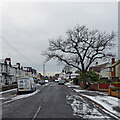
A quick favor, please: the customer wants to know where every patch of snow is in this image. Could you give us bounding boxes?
[83,114,110,119]
[12,89,40,101]
[66,83,80,88]
[74,89,88,93]
[66,94,111,119]
[65,83,70,85]
[0,88,17,95]
[81,94,120,118]
[74,89,106,95]
[0,97,5,100]
[43,82,50,87]
[3,89,40,105]
[36,83,40,86]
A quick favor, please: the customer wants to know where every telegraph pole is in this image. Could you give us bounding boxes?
[43,63,45,76]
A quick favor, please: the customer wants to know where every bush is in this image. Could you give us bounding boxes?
[79,70,99,83]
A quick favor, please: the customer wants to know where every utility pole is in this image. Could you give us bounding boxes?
[43,63,45,76]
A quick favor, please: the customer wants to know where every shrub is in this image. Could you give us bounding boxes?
[79,70,99,83]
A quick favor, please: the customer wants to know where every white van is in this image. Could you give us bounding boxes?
[17,78,36,93]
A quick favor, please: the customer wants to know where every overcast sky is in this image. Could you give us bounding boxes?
[0,1,118,75]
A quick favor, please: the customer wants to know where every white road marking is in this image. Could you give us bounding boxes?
[32,106,41,120]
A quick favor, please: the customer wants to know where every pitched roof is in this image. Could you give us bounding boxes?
[90,62,109,73]
[106,59,120,68]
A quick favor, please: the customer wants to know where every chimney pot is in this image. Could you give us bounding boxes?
[112,58,115,64]
[96,62,98,66]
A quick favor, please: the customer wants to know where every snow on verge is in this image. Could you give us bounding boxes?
[3,89,40,104]
[74,89,106,95]
[0,88,17,95]
[65,83,80,88]
[66,94,110,119]
[12,89,40,101]
[74,88,120,118]
[81,94,120,118]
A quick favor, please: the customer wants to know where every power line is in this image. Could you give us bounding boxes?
[3,38,41,69]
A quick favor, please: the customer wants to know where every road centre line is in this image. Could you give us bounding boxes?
[32,95,46,119]
[32,106,41,120]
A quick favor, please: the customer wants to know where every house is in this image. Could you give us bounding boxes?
[0,59,5,84]
[90,62,109,77]
[105,59,120,79]
[0,58,39,85]
[0,58,13,84]
[90,58,120,80]
[70,71,79,79]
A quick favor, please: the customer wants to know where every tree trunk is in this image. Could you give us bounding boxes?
[82,70,87,89]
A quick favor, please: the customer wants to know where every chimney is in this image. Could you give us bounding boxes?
[112,58,115,64]
[5,58,11,66]
[5,58,11,61]
[16,63,20,69]
[96,62,98,66]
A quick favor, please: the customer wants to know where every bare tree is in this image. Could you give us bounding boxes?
[43,25,116,88]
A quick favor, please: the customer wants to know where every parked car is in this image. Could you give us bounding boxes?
[39,80,45,85]
[17,78,36,93]
[54,79,59,83]
[58,80,65,85]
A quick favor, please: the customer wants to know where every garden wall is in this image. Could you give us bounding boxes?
[89,84,98,90]
[98,83,120,91]
[79,82,120,91]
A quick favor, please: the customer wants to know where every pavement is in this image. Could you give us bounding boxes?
[1,82,119,119]
[0,84,17,92]
[65,83,120,119]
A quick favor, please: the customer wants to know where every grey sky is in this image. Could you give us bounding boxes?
[1,2,118,75]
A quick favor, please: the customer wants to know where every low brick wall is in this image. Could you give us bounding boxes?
[109,87,120,98]
[80,83,84,87]
[80,82,120,91]
[89,84,98,90]
[98,83,120,91]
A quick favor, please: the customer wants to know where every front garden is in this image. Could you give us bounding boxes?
[72,70,120,98]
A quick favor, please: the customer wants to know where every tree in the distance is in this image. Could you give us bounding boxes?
[43,25,116,88]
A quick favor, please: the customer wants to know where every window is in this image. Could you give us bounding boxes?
[20,81,23,83]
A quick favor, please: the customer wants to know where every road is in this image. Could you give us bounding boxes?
[1,82,118,119]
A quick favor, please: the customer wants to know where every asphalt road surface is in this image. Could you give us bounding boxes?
[1,82,118,119]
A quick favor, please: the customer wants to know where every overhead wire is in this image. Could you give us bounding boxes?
[3,38,41,69]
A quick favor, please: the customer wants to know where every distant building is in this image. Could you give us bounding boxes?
[55,74,59,79]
